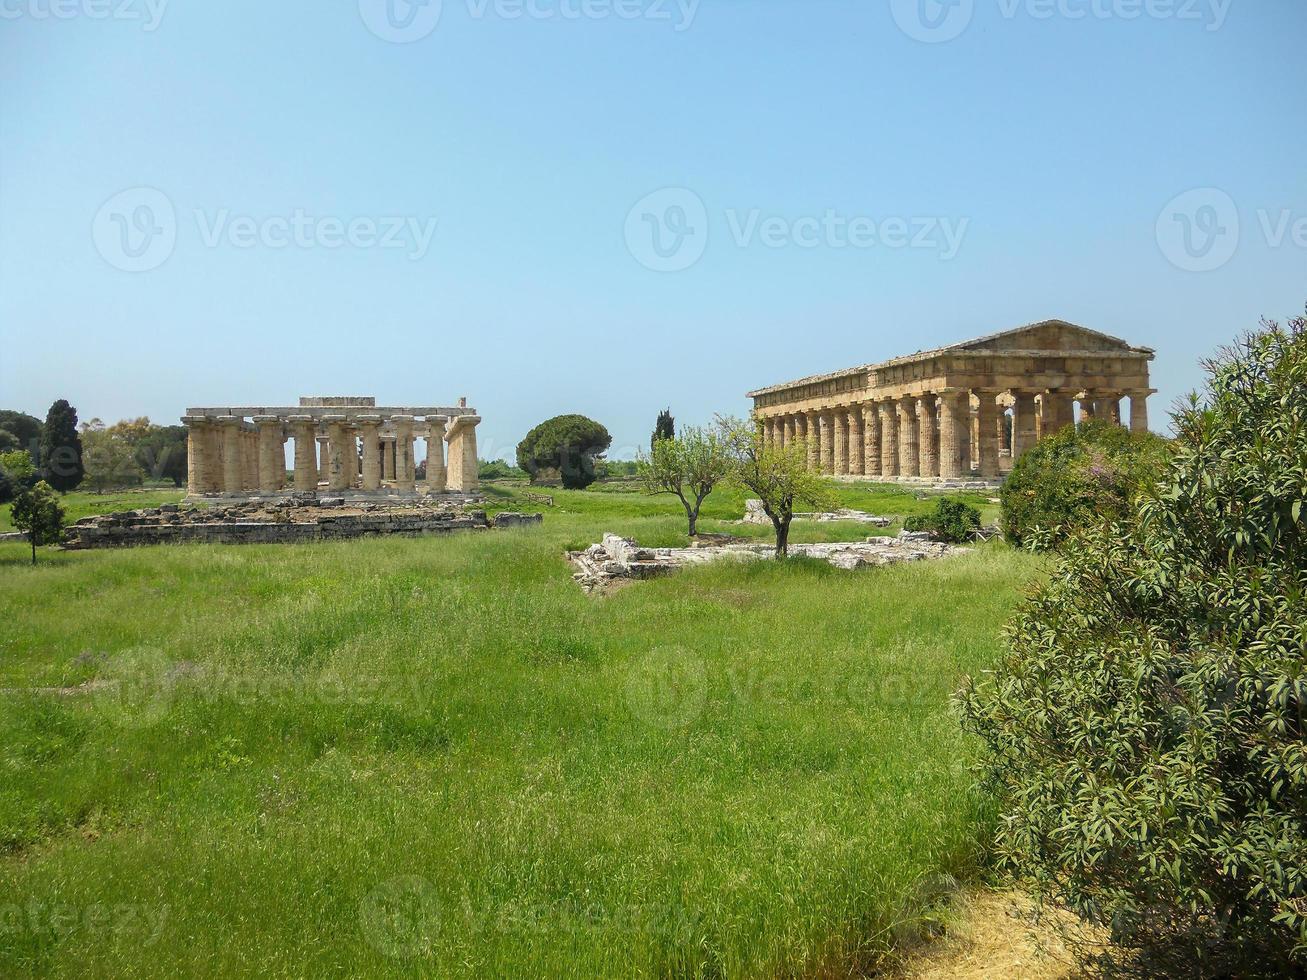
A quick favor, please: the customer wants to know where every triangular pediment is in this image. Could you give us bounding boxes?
[949,319,1144,354]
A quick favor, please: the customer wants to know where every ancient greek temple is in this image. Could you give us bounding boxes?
[181,397,481,499]
[748,320,1155,482]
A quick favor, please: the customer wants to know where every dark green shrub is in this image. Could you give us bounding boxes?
[1000,419,1170,550]
[515,415,612,490]
[959,314,1307,974]
[902,498,981,543]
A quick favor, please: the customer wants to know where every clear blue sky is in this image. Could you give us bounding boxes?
[2,0,1304,460]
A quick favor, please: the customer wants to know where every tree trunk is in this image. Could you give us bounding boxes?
[772,516,791,558]
[688,511,697,537]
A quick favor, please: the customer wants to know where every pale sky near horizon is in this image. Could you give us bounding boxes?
[2,0,1304,460]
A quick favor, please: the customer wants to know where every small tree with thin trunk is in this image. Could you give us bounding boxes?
[11,480,64,565]
[638,426,730,538]
[718,415,835,557]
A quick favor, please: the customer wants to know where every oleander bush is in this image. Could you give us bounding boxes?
[1000,418,1170,550]
[960,313,1307,974]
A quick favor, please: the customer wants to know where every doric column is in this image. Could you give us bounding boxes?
[937,390,967,479]
[805,412,820,472]
[1128,391,1151,434]
[254,417,284,493]
[426,417,448,493]
[322,415,349,492]
[1012,391,1039,459]
[357,416,382,491]
[289,416,318,492]
[317,436,330,485]
[879,402,899,477]
[217,417,243,494]
[391,416,416,491]
[848,406,864,476]
[445,415,481,491]
[793,414,807,461]
[181,416,207,496]
[818,412,834,475]
[240,429,257,490]
[897,398,919,478]
[784,415,797,448]
[380,438,394,482]
[916,395,939,478]
[832,409,848,475]
[862,403,881,476]
[976,392,1001,478]
[1102,395,1122,426]
[1045,390,1075,436]
[1079,395,1096,425]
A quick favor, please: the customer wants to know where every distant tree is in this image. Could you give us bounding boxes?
[0,410,42,454]
[638,426,731,537]
[127,422,188,487]
[718,415,835,557]
[0,467,12,506]
[516,415,612,490]
[39,400,83,492]
[80,419,144,494]
[651,408,675,451]
[0,429,18,453]
[11,480,64,565]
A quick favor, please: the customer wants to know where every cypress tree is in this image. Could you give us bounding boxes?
[40,399,84,492]
[651,408,675,450]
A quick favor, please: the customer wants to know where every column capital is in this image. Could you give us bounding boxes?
[216,415,241,426]
[354,414,383,426]
[252,415,282,426]
[288,414,314,425]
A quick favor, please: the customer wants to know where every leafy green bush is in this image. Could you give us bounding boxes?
[959,314,1307,973]
[902,497,981,543]
[1000,419,1170,549]
[516,415,612,490]
[477,458,524,481]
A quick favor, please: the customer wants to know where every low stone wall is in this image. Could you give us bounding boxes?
[62,502,542,550]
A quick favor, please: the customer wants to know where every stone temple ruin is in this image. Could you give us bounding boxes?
[181,396,480,501]
[748,319,1156,485]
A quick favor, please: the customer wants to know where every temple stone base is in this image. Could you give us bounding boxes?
[833,475,1004,490]
[182,490,483,507]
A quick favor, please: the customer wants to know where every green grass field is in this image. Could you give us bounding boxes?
[0,482,1036,977]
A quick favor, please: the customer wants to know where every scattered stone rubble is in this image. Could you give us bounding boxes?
[62,496,542,549]
[568,532,964,593]
[740,499,891,527]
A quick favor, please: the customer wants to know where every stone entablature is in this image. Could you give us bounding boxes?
[748,320,1156,482]
[181,396,481,500]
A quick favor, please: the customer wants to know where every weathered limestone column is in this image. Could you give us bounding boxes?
[425,417,448,493]
[1129,391,1150,434]
[805,412,820,472]
[323,415,349,492]
[937,390,967,479]
[391,416,416,492]
[380,438,394,482]
[1102,395,1122,426]
[862,403,881,476]
[916,395,939,478]
[357,416,382,491]
[255,417,284,493]
[897,399,919,478]
[784,415,797,448]
[1045,390,1076,436]
[182,417,207,496]
[445,415,481,491]
[241,429,258,491]
[202,423,223,492]
[218,417,243,494]
[977,392,1001,478]
[793,414,807,461]
[1012,391,1039,459]
[1079,396,1096,424]
[818,412,834,475]
[289,416,318,492]
[317,436,330,485]
[879,402,899,477]
[832,409,848,476]
[848,406,864,476]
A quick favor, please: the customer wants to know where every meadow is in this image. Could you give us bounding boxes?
[0,482,1039,977]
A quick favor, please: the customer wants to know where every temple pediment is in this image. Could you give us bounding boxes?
[947,319,1151,356]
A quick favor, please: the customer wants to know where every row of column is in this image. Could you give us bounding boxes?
[761,389,1149,480]
[184,414,480,496]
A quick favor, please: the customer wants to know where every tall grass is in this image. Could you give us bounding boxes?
[0,487,1033,978]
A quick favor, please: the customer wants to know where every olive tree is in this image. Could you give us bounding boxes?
[717,415,834,557]
[638,426,730,537]
[11,480,64,565]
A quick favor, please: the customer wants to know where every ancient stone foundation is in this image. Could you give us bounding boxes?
[63,500,542,549]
